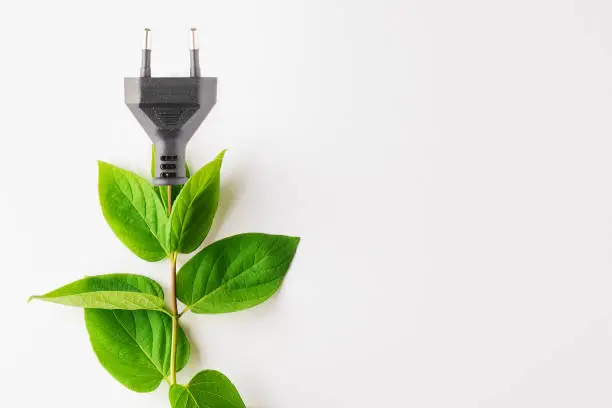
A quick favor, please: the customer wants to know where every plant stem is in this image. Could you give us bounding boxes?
[170,252,178,384]
[167,184,172,215]
[168,185,179,385]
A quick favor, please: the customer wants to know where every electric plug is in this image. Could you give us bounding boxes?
[124,28,217,186]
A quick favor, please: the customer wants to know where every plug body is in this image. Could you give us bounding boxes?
[125,77,217,185]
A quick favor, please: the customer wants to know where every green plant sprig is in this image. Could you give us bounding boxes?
[31,149,300,407]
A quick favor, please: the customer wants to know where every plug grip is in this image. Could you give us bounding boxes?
[152,138,188,185]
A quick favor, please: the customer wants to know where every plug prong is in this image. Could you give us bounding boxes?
[141,28,152,77]
[190,27,199,50]
[144,27,152,50]
[189,28,201,77]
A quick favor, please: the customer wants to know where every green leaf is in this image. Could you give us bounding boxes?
[29,274,168,313]
[80,274,189,392]
[86,309,190,392]
[152,145,191,212]
[177,233,300,314]
[151,144,157,178]
[169,370,245,408]
[98,161,169,261]
[169,150,226,253]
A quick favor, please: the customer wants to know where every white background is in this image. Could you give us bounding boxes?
[3,0,612,406]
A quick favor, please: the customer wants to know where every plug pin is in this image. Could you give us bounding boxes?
[140,28,152,77]
[190,28,199,50]
[190,28,201,77]
[144,27,152,49]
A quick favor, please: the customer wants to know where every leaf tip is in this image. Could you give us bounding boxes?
[97,160,113,173]
[215,149,228,163]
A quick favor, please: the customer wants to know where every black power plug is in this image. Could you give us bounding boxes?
[125,28,217,186]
